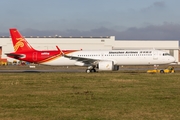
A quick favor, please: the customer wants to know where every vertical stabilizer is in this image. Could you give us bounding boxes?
[10,28,35,52]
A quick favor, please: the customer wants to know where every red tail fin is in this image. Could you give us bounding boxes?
[9,28,35,52]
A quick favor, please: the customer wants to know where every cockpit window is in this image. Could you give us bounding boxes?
[163,53,170,56]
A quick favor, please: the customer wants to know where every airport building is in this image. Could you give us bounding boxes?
[0,36,179,64]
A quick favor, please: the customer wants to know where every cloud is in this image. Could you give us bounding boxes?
[117,23,180,40]
[141,1,166,12]
[1,23,180,41]
[153,1,166,8]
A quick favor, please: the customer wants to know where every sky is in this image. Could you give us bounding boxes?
[0,0,180,40]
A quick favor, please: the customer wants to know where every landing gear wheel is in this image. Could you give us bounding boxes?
[86,69,91,73]
[86,69,97,73]
[90,69,96,73]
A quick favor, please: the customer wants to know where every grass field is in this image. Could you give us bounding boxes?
[0,72,180,120]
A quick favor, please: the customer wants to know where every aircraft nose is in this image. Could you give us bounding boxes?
[170,56,176,63]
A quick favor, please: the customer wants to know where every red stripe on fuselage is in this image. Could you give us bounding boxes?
[8,50,78,63]
[37,50,78,63]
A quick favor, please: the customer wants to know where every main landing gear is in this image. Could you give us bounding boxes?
[86,68,96,73]
[86,66,97,73]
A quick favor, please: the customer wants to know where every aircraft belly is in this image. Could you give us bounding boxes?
[41,57,76,66]
[115,57,153,65]
[152,58,172,65]
[116,57,173,65]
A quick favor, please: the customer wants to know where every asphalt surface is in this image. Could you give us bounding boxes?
[0,69,84,73]
[0,65,179,73]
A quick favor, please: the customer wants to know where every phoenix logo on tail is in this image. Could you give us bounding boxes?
[14,38,25,52]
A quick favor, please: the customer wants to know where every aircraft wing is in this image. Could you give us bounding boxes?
[5,53,24,59]
[57,46,101,64]
[63,54,100,64]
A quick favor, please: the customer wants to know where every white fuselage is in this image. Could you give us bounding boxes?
[41,49,175,66]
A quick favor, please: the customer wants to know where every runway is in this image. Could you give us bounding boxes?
[0,65,179,73]
[0,68,160,73]
[0,69,85,73]
[0,68,145,73]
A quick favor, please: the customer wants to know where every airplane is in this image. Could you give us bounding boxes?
[6,28,175,73]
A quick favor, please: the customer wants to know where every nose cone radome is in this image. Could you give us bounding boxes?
[170,56,176,63]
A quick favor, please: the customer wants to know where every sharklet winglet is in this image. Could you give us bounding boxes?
[56,46,65,56]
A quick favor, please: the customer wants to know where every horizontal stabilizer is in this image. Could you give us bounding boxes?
[5,53,24,59]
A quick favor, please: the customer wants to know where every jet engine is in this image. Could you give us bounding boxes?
[97,61,119,71]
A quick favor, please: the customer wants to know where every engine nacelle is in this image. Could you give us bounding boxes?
[97,61,119,71]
